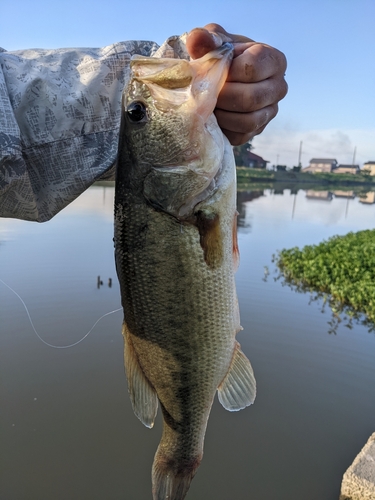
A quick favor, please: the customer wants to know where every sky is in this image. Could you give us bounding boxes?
[1,0,374,168]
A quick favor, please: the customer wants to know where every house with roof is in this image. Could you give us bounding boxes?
[234,148,269,168]
[363,161,375,176]
[303,159,338,173]
[333,164,360,174]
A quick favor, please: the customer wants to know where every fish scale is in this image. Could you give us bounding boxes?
[116,191,236,452]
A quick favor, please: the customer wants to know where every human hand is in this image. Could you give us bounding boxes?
[186,23,288,145]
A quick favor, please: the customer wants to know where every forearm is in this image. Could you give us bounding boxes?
[0,37,188,222]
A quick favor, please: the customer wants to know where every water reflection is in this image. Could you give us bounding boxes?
[306,190,333,201]
[237,186,375,335]
[269,270,375,335]
[236,191,264,229]
[237,186,375,230]
[359,191,375,204]
[2,184,375,500]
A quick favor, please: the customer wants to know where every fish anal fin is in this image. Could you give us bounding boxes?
[123,323,158,428]
[195,210,223,269]
[218,342,256,411]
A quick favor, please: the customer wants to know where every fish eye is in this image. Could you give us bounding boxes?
[126,101,147,123]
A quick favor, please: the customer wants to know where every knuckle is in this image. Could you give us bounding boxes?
[246,85,271,111]
[262,104,278,124]
[278,79,288,100]
[242,61,255,81]
[278,51,288,72]
[269,103,279,119]
[242,86,257,110]
[204,23,226,35]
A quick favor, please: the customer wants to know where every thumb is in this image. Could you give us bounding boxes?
[185,27,227,60]
[186,24,254,60]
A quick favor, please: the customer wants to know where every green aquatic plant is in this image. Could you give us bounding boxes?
[275,229,375,325]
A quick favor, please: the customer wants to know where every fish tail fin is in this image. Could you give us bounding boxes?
[152,452,201,500]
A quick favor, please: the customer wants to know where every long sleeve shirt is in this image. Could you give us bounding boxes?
[0,35,188,222]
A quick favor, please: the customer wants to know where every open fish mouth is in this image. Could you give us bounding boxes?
[122,43,234,220]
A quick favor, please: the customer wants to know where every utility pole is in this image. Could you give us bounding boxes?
[298,141,303,167]
[352,146,357,165]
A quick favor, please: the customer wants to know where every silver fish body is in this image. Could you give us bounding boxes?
[114,43,256,500]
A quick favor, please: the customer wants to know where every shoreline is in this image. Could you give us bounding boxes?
[236,167,375,189]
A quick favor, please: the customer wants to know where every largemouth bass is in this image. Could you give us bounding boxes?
[114,42,256,500]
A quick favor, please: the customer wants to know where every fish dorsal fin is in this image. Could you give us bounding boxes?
[217,342,256,411]
[123,323,158,428]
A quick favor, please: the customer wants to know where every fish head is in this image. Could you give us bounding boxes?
[117,43,234,218]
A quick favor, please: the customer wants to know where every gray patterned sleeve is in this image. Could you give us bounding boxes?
[0,36,189,222]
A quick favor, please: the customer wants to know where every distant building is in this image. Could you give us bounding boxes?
[303,158,338,173]
[234,149,269,168]
[363,161,375,176]
[333,164,360,174]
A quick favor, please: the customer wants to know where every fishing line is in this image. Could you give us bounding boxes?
[0,278,122,349]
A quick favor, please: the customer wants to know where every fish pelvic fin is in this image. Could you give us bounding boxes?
[218,341,256,411]
[152,453,201,500]
[123,323,158,428]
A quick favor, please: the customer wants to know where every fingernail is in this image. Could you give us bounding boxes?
[211,32,224,47]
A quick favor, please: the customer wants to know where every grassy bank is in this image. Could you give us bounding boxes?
[275,230,375,325]
[237,167,375,188]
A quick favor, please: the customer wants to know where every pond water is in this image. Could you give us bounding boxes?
[1,184,375,500]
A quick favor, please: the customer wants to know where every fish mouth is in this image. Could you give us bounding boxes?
[126,43,234,219]
[188,42,234,122]
[128,42,234,118]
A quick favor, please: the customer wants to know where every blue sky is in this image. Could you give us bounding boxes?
[1,0,374,167]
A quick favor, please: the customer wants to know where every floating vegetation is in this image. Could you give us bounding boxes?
[274,229,375,331]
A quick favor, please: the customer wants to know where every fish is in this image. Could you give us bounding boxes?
[114,42,256,500]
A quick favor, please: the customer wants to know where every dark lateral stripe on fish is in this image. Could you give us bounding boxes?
[232,211,240,271]
[195,210,223,269]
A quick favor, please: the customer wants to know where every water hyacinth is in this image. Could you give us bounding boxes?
[275,229,375,324]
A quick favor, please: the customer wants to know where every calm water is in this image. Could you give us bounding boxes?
[1,185,375,500]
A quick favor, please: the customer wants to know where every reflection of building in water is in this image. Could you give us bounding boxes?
[305,190,333,201]
[333,190,355,198]
[236,191,264,228]
[359,192,375,204]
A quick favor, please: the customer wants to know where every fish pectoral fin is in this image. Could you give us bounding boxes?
[123,323,158,428]
[217,342,256,411]
[195,209,223,269]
